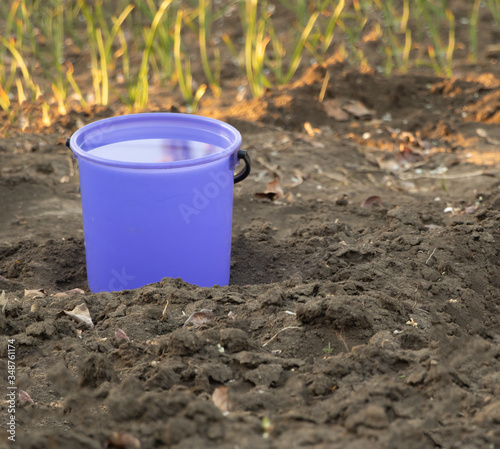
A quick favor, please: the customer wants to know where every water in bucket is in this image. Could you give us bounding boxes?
[67,113,250,293]
[88,138,225,163]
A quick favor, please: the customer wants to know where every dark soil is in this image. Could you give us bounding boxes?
[2,6,500,449]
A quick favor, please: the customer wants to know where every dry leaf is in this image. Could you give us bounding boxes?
[255,178,285,201]
[53,288,85,298]
[19,390,34,405]
[476,128,500,145]
[398,131,416,143]
[406,318,418,327]
[342,100,375,119]
[476,128,488,138]
[464,204,479,214]
[63,303,94,328]
[183,309,215,328]
[65,288,85,295]
[0,290,7,313]
[304,122,321,137]
[115,328,131,343]
[309,140,326,149]
[395,146,424,165]
[106,432,141,449]
[290,168,306,187]
[30,302,41,313]
[323,99,349,121]
[424,224,443,230]
[374,156,400,172]
[266,178,284,199]
[24,289,46,299]
[256,156,280,178]
[361,196,383,211]
[212,386,230,414]
[304,122,315,137]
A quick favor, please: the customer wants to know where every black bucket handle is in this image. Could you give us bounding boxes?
[234,149,251,184]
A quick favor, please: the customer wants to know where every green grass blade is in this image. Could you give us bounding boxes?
[96,28,109,105]
[104,4,135,57]
[283,11,319,84]
[134,0,172,109]
[323,0,345,53]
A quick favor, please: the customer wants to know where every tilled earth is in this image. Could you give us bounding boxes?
[1,59,500,449]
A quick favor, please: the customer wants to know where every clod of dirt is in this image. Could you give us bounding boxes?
[345,404,390,431]
[219,328,250,353]
[368,330,400,350]
[231,351,278,368]
[325,296,373,330]
[48,363,79,395]
[145,366,180,391]
[244,364,284,387]
[308,374,336,396]
[159,398,226,445]
[201,362,233,384]
[26,319,57,339]
[336,194,349,206]
[161,417,197,446]
[386,205,422,227]
[79,353,119,388]
[472,401,500,425]
[35,162,54,174]
[258,286,285,307]
[183,400,225,439]
[107,378,147,422]
[296,298,326,324]
[166,328,203,356]
[20,430,101,449]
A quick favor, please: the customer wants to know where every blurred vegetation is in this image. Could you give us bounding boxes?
[0,0,499,114]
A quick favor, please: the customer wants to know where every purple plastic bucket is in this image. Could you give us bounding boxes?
[67,113,250,292]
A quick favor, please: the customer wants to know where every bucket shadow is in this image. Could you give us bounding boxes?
[230,234,307,286]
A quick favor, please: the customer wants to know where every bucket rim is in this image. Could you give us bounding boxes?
[68,112,242,169]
